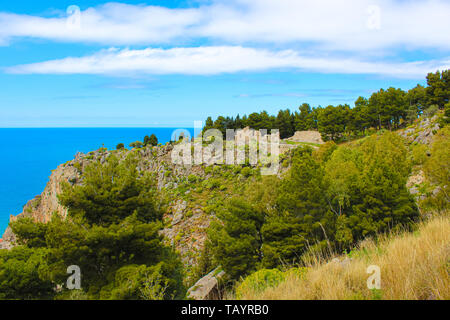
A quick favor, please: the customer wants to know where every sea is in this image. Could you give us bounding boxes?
[0,128,195,235]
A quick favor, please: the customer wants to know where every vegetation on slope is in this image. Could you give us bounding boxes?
[0,70,448,300]
[3,154,185,300]
[207,131,420,283]
[235,213,450,300]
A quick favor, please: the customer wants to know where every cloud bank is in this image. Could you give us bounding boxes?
[7,46,449,78]
[0,0,450,51]
[1,0,450,79]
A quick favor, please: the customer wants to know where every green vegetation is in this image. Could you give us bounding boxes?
[4,154,185,300]
[0,69,448,300]
[116,143,125,150]
[144,134,158,147]
[129,141,143,148]
[422,127,450,211]
[208,132,419,282]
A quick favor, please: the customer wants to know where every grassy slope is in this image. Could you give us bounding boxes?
[238,212,449,300]
[236,114,449,300]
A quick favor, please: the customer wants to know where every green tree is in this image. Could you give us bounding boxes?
[295,103,315,131]
[58,155,162,226]
[351,133,419,238]
[144,134,158,147]
[0,246,54,299]
[349,97,370,134]
[271,148,331,264]
[129,141,143,148]
[275,109,295,139]
[407,84,427,120]
[209,198,265,280]
[426,70,450,109]
[369,88,408,129]
[9,154,185,300]
[317,105,350,141]
[116,143,125,150]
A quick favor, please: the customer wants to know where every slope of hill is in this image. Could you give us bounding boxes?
[235,212,449,300]
[1,111,448,299]
[232,113,449,300]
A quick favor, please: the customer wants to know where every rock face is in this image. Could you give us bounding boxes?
[397,114,440,145]
[0,129,302,261]
[187,267,225,300]
[285,130,324,145]
[0,238,12,250]
[1,145,212,261]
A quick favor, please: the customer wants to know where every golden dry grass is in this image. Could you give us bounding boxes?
[239,214,450,300]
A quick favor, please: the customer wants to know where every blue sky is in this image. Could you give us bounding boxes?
[0,0,449,127]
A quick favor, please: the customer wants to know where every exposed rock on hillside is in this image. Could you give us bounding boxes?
[1,129,306,261]
[187,267,225,300]
[398,114,440,144]
[285,130,324,144]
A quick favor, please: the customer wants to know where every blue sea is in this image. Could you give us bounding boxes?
[0,128,194,235]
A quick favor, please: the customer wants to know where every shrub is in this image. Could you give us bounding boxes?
[188,175,198,183]
[411,144,428,166]
[423,105,439,118]
[241,167,252,177]
[235,269,285,299]
[129,141,143,149]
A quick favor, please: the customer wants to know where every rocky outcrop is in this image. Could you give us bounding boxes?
[398,114,440,145]
[187,267,225,300]
[0,130,303,261]
[285,130,324,145]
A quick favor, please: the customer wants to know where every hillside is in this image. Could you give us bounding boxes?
[231,112,449,300]
[0,110,448,299]
[0,128,303,283]
[235,212,449,300]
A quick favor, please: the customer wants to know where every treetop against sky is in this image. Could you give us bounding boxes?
[0,0,449,127]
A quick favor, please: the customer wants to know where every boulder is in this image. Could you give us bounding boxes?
[187,267,225,300]
[172,200,187,226]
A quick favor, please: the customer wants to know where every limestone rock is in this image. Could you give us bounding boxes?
[285,130,324,145]
[187,267,225,300]
[172,200,187,226]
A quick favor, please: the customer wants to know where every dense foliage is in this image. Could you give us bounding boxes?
[209,132,419,281]
[3,154,185,300]
[422,127,450,211]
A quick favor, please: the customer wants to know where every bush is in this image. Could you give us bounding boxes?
[241,167,252,177]
[423,105,439,118]
[116,143,125,150]
[187,175,198,183]
[411,144,428,166]
[235,269,285,299]
[203,178,221,190]
[129,141,143,148]
[144,134,158,147]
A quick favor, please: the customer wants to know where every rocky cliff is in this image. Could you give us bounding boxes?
[1,129,311,261]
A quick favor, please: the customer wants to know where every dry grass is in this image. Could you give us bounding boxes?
[239,213,450,300]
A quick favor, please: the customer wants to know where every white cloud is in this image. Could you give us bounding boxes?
[198,0,450,51]
[6,46,449,78]
[0,0,450,52]
[0,3,201,45]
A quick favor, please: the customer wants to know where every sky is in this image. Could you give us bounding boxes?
[0,0,449,127]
